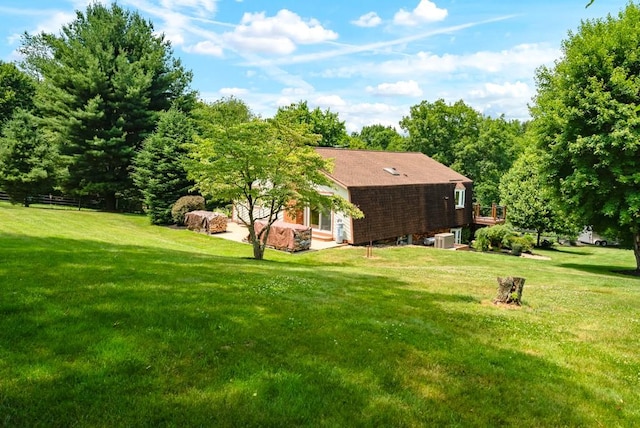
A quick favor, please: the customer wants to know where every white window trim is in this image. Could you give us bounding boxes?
[451,228,462,245]
[454,188,465,209]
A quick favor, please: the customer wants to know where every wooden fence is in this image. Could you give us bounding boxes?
[0,191,103,210]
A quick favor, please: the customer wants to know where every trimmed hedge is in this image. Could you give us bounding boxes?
[171,195,205,225]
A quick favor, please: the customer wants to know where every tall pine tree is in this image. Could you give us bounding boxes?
[21,2,195,210]
[0,110,59,206]
[133,108,195,224]
[0,61,36,126]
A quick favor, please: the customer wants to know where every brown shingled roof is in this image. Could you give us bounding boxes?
[315,148,471,188]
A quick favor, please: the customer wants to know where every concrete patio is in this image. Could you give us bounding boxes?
[213,221,347,252]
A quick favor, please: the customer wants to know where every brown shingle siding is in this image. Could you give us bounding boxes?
[313,148,473,244]
[349,182,472,245]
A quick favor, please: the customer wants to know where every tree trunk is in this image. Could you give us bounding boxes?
[634,231,640,272]
[494,277,526,305]
[536,230,541,247]
[104,192,117,212]
[247,223,265,260]
[252,239,264,260]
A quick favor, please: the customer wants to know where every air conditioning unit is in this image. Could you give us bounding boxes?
[434,233,455,249]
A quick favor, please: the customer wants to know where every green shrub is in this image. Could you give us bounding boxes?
[509,235,535,253]
[474,225,516,251]
[473,232,490,251]
[171,195,205,225]
[511,243,523,256]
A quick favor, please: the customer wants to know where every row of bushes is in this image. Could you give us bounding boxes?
[473,224,535,255]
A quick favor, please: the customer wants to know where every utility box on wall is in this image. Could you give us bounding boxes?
[434,233,455,249]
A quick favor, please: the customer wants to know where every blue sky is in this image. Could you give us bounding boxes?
[0,0,630,132]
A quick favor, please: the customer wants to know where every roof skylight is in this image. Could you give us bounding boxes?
[383,167,400,176]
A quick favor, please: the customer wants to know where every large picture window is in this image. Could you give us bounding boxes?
[310,207,332,231]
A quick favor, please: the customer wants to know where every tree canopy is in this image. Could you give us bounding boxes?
[274,101,348,147]
[453,116,525,205]
[400,99,525,206]
[499,147,575,246]
[187,112,361,260]
[0,110,59,206]
[0,61,36,126]
[400,99,480,167]
[532,3,640,270]
[353,124,405,151]
[20,2,195,210]
[133,108,196,224]
[192,97,254,138]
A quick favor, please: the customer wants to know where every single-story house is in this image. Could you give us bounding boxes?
[282,148,474,245]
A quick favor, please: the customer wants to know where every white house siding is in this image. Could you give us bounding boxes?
[315,183,353,243]
[233,203,283,225]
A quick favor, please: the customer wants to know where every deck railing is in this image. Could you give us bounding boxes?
[473,203,507,224]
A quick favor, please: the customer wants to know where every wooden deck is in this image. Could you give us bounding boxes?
[473,203,506,226]
[474,216,506,226]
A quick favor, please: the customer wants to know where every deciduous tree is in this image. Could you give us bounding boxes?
[454,116,525,205]
[274,101,348,147]
[400,99,480,166]
[499,148,575,246]
[400,99,525,205]
[187,116,361,260]
[532,3,640,270]
[354,124,405,151]
[192,97,254,139]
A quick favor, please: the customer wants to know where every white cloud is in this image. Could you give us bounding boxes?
[224,9,338,55]
[183,40,223,56]
[158,0,217,17]
[351,12,382,28]
[465,43,559,73]
[393,0,448,26]
[371,44,558,78]
[470,81,531,99]
[226,33,296,55]
[121,0,201,48]
[219,87,249,96]
[276,96,292,107]
[366,80,423,97]
[70,0,109,10]
[244,17,513,67]
[467,81,533,120]
[340,102,404,134]
[314,95,347,108]
[33,11,76,34]
[282,87,311,96]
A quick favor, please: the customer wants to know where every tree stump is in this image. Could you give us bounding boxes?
[494,277,525,305]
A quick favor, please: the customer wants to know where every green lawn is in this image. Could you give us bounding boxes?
[0,202,638,427]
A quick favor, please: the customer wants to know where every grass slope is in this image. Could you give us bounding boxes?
[1,203,638,427]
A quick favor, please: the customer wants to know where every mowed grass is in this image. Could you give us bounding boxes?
[0,202,638,427]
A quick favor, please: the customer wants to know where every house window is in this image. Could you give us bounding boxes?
[310,207,332,231]
[451,228,462,245]
[454,188,465,208]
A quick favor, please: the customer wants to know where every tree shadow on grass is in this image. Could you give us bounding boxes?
[557,262,640,279]
[0,233,631,426]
